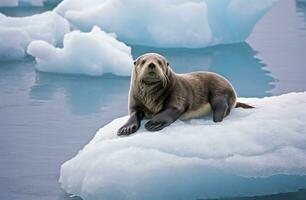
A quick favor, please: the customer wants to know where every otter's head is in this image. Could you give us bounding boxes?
[133,53,170,87]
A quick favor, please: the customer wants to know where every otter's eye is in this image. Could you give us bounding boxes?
[141,60,146,65]
[158,60,162,66]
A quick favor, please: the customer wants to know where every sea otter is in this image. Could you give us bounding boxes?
[118,53,252,136]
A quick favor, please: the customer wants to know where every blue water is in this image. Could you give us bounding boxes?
[1,0,306,200]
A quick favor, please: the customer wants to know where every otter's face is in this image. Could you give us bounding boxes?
[134,53,169,86]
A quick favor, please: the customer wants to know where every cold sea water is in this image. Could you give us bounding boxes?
[1,0,306,200]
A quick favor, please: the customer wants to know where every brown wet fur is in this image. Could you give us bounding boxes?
[118,53,252,136]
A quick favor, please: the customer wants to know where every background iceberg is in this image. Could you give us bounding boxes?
[0,11,69,61]
[60,92,306,200]
[27,26,133,76]
[0,0,279,61]
[55,0,278,48]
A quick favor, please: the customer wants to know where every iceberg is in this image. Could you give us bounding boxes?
[60,92,306,200]
[0,11,69,61]
[55,0,278,48]
[27,26,133,76]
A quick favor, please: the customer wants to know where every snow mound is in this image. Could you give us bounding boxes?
[0,0,61,7]
[55,0,278,48]
[27,26,133,76]
[60,92,306,200]
[0,12,69,61]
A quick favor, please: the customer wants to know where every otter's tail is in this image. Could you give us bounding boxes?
[235,102,254,109]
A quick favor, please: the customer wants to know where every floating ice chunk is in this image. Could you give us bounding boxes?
[54,0,105,15]
[0,12,69,61]
[27,26,133,76]
[55,0,278,48]
[60,92,306,200]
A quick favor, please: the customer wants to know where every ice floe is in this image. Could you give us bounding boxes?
[27,26,133,76]
[60,92,306,200]
[55,0,278,48]
[0,11,69,61]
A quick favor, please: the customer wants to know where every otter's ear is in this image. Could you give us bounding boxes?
[167,62,169,66]
[133,60,136,65]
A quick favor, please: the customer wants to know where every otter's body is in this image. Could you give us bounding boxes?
[118,53,249,136]
[130,71,237,120]
[176,72,236,120]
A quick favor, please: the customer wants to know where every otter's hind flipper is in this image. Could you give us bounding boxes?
[235,102,254,109]
[210,95,229,123]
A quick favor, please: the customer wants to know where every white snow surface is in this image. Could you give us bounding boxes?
[27,26,133,76]
[0,11,69,61]
[55,0,278,48]
[0,0,61,7]
[60,92,306,200]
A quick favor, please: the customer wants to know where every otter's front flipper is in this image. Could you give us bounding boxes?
[145,108,181,132]
[210,95,229,123]
[118,111,144,136]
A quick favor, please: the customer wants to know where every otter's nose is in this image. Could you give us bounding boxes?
[148,63,155,69]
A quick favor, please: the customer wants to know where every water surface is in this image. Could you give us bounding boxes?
[1,0,306,199]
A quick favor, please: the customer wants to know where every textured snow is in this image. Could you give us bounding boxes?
[55,0,278,48]
[27,26,133,76]
[60,92,306,200]
[0,0,61,7]
[0,11,69,61]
